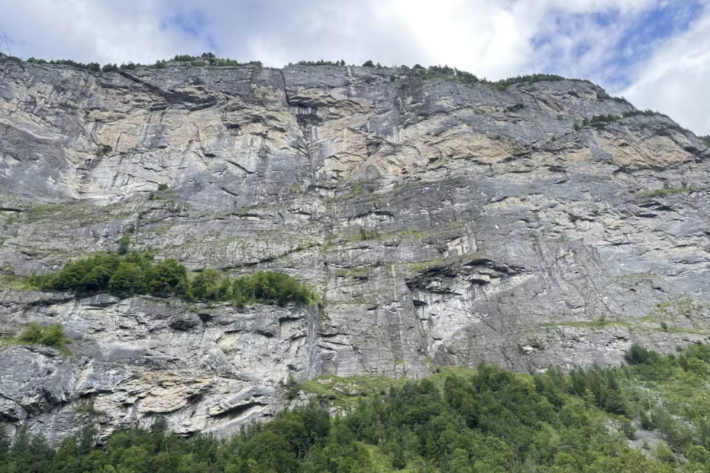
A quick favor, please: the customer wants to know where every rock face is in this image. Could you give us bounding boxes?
[1,54,710,442]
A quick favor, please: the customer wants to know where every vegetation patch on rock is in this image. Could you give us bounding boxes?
[1,323,70,355]
[26,251,317,307]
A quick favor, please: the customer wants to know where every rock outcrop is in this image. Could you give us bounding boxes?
[1,54,709,442]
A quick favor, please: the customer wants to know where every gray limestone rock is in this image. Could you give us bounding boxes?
[1,55,710,442]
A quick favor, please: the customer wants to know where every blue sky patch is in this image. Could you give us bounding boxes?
[532,0,705,89]
[161,11,208,37]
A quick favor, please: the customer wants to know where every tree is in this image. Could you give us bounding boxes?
[362,60,375,67]
[0,424,9,461]
[392,444,407,469]
[448,448,473,473]
[50,261,87,291]
[146,258,188,296]
[108,262,144,296]
[625,344,660,365]
[78,424,98,453]
[117,236,131,255]
[78,265,112,293]
[191,269,222,300]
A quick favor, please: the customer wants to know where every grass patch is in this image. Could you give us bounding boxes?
[296,367,477,411]
[73,400,106,418]
[541,318,631,329]
[617,273,659,280]
[27,203,64,221]
[663,326,710,335]
[408,259,449,273]
[0,274,37,291]
[335,266,371,279]
[654,297,706,319]
[342,220,467,245]
[17,202,134,225]
[298,375,407,409]
[636,187,704,199]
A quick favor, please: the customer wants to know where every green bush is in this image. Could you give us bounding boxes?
[117,236,130,255]
[172,54,197,62]
[492,73,567,90]
[16,323,69,352]
[584,114,622,126]
[108,262,144,295]
[297,60,345,66]
[625,344,661,365]
[687,445,710,464]
[30,251,316,306]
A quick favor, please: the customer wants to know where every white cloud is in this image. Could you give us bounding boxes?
[622,7,710,135]
[385,0,532,79]
[0,0,210,64]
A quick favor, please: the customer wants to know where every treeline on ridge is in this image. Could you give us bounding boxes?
[27,251,316,307]
[5,344,710,471]
[23,52,583,91]
[26,52,262,71]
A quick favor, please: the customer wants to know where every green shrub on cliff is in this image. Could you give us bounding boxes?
[492,73,566,90]
[297,59,345,66]
[9,323,70,354]
[29,251,316,306]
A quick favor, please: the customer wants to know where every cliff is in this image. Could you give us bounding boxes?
[1,54,709,443]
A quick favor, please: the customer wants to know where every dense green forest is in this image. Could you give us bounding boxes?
[25,251,316,307]
[3,344,710,472]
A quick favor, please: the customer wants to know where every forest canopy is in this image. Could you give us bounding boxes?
[3,344,710,472]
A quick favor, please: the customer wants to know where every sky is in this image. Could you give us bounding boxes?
[0,0,708,135]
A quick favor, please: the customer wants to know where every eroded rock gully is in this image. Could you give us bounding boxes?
[1,55,709,443]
